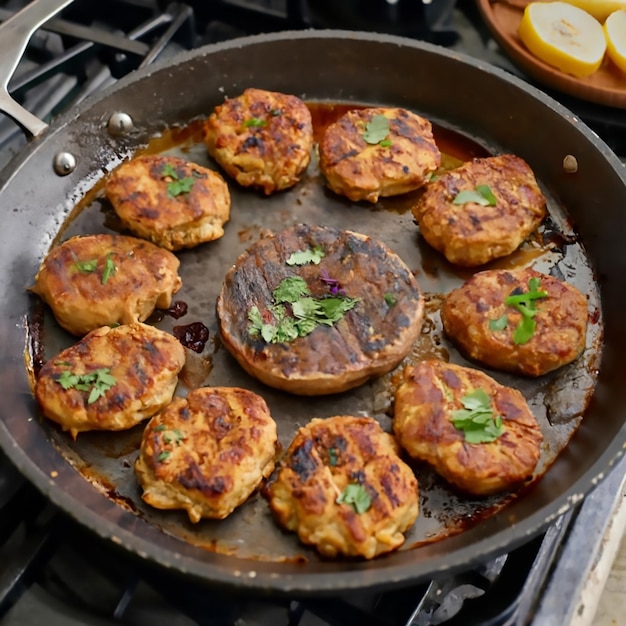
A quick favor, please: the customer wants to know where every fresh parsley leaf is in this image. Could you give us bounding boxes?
[101,254,116,285]
[157,451,171,462]
[56,367,116,404]
[379,139,392,148]
[167,177,195,198]
[75,259,98,273]
[291,297,322,319]
[489,315,508,331]
[450,389,504,444]
[161,163,178,179]
[362,114,390,145]
[504,278,548,345]
[286,246,325,266]
[244,118,267,128]
[384,293,397,307]
[316,296,358,324]
[336,484,372,514]
[273,276,310,304]
[453,185,497,207]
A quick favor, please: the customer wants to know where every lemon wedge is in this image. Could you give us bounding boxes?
[561,0,626,22]
[518,2,607,78]
[604,9,626,72]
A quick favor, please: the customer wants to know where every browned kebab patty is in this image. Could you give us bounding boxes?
[31,234,182,336]
[319,107,441,203]
[264,415,418,559]
[216,224,424,395]
[393,360,543,496]
[203,88,313,195]
[135,387,278,523]
[441,267,589,377]
[105,154,230,251]
[35,323,186,439]
[411,154,547,266]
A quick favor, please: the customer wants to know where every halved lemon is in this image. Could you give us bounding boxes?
[518,2,607,78]
[561,0,626,22]
[604,9,626,72]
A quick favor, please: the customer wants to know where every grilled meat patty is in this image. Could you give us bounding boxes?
[105,154,230,251]
[264,415,418,559]
[393,360,543,495]
[441,268,588,376]
[31,234,182,336]
[135,387,278,523]
[203,88,313,195]
[412,154,546,266]
[35,323,186,439]
[319,107,441,203]
[216,224,424,395]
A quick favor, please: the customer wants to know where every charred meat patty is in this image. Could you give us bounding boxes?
[393,360,543,495]
[31,234,182,336]
[412,154,546,266]
[264,415,418,559]
[441,268,588,376]
[319,107,441,203]
[216,224,424,395]
[105,154,230,251]
[203,88,313,195]
[35,323,186,439]
[135,387,278,523]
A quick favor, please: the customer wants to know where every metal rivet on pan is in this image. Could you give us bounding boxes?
[563,155,578,174]
[53,152,77,176]
[107,111,134,136]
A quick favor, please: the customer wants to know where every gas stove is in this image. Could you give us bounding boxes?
[0,2,625,625]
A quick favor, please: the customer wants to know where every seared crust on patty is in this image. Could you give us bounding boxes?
[35,323,186,439]
[264,416,418,559]
[204,88,313,194]
[105,154,230,251]
[135,387,278,523]
[441,268,588,376]
[393,360,543,495]
[412,154,546,266]
[216,224,424,395]
[319,107,441,203]
[31,234,182,336]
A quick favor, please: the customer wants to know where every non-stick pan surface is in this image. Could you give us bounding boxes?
[0,31,625,594]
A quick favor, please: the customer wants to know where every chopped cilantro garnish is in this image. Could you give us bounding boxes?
[453,184,497,207]
[244,118,267,128]
[56,367,116,405]
[450,388,504,444]
[384,293,397,307]
[362,114,391,146]
[248,275,359,344]
[504,277,548,345]
[336,484,372,514]
[161,162,195,198]
[157,451,171,462]
[101,253,116,285]
[75,259,98,273]
[489,315,508,331]
[286,246,325,266]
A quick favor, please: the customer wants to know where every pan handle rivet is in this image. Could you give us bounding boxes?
[563,155,578,174]
[53,152,77,176]
[108,112,134,136]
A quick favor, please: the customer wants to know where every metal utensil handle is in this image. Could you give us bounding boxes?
[0,0,75,137]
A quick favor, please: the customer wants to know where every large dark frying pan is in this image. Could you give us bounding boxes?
[0,6,625,595]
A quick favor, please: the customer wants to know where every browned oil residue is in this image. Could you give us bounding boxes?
[27,300,46,378]
[174,321,209,353]
[136,119,206,156]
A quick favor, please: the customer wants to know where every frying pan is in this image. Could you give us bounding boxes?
[0,3,625,596]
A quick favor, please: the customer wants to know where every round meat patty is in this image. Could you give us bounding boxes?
[411,154,546,266]
[35,323,186,439]
[319,107,441,203]
[31,233,182,336]
[394,360,543,495]
[203,88,313,195]
[105,154,230,251]
[216,224,424,395]
[264,415,418,559]
[441,268,588,376]
[135,387,278,523]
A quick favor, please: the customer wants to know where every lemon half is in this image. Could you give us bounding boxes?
[604,9,626,72]
[561,0,626,22]
[518,2,607,78]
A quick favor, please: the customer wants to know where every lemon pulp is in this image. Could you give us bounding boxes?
[518,2,607,78]
[560,0,626,22]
